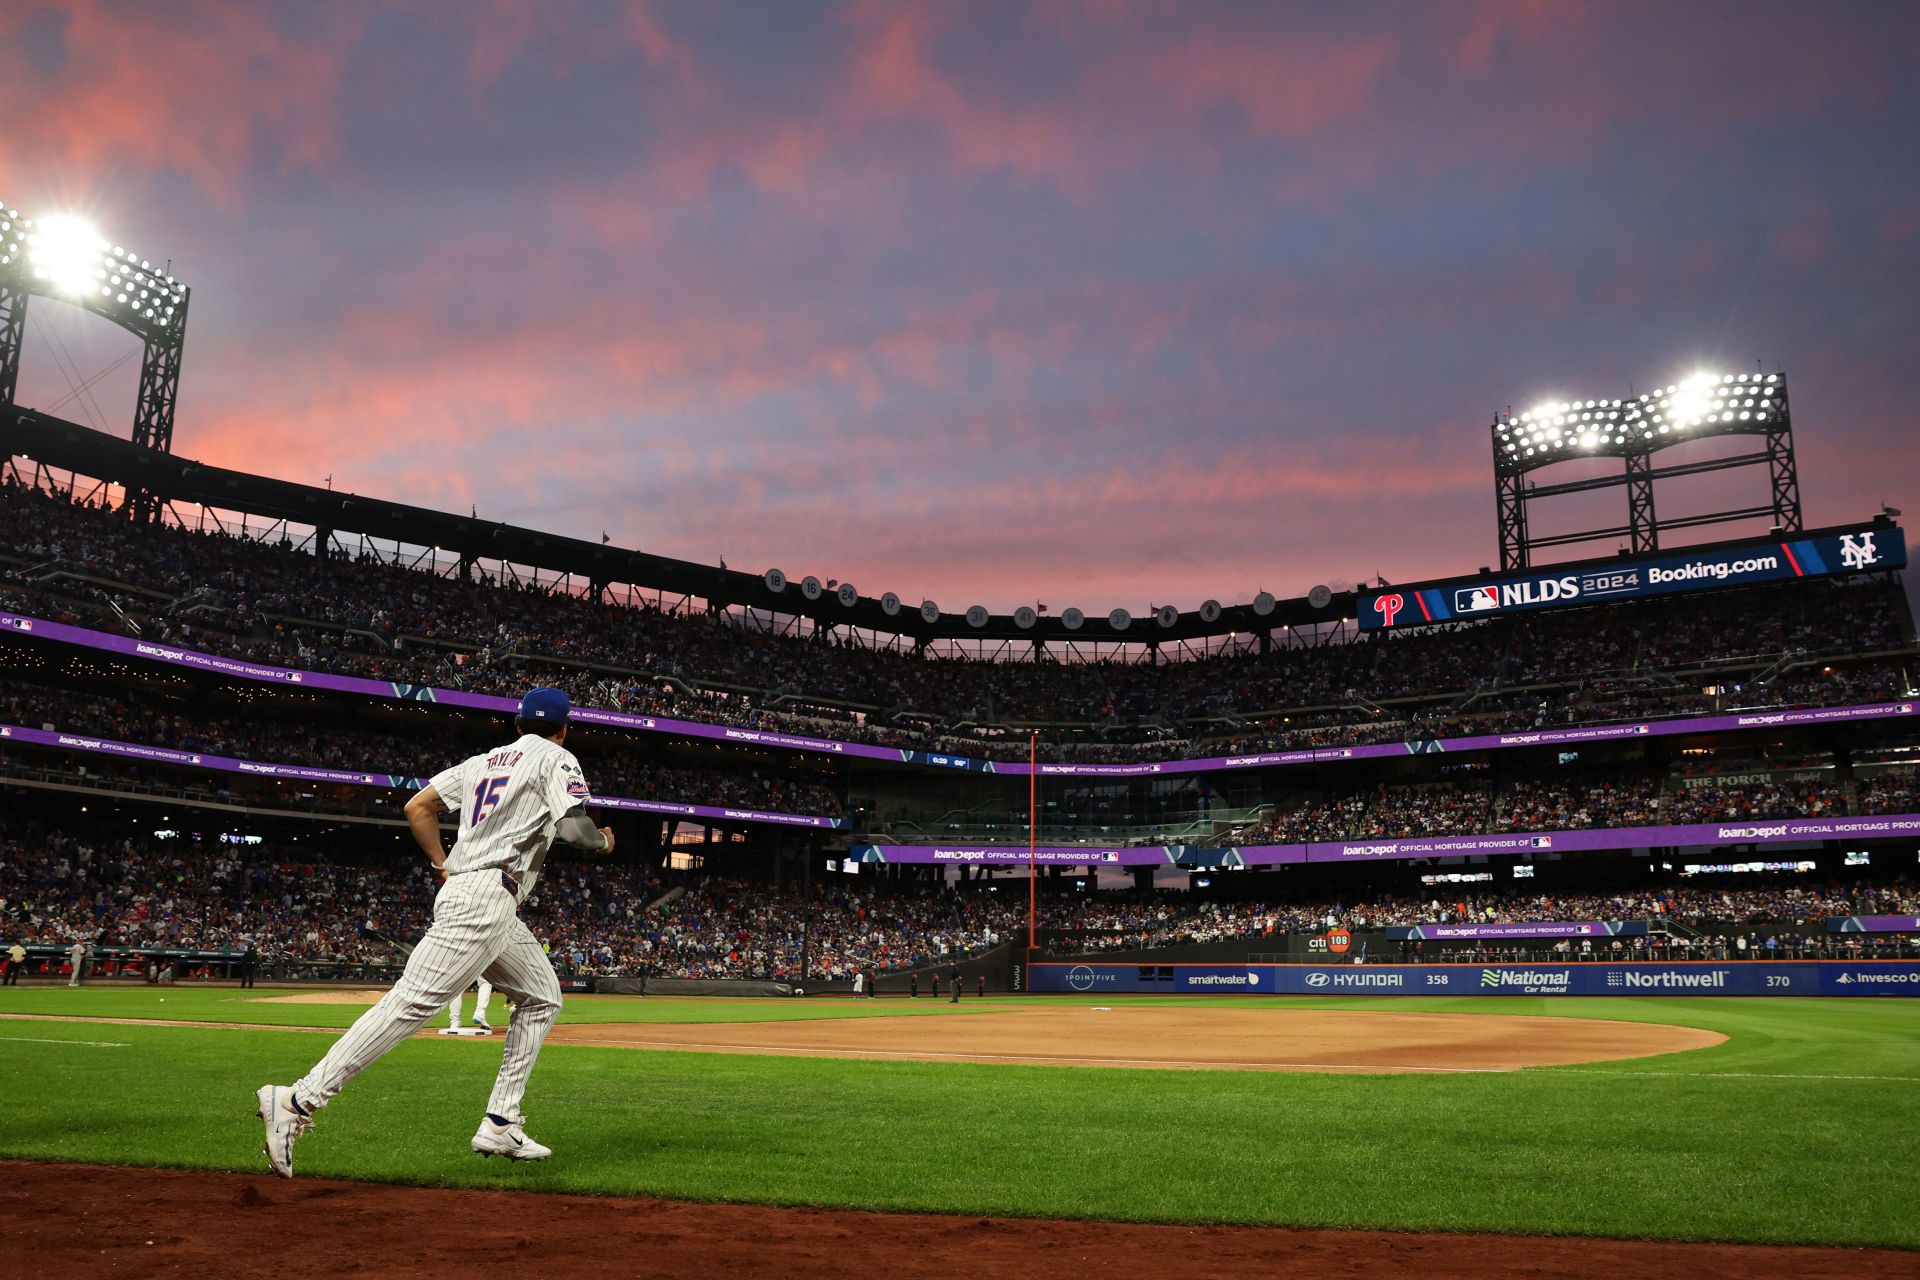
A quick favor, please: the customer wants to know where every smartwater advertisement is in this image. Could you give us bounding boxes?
[1028,961,1920,997]
[1357,523,1903,630]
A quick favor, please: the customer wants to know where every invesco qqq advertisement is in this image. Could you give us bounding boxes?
[1358,524,1904,630]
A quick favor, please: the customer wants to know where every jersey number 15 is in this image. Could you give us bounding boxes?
[471,775,510,825]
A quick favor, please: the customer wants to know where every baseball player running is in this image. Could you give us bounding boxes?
[449,978,494,1032]
[256,688,613,1177]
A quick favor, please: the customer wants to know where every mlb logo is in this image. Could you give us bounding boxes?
[0,727,9,737]
[4,618,32,631]
[1902,704,1914,715]
[288,673,303,683]
[1100,852,1120,863]
[1634,725,1650,735]
[1530,836,1553,849]
[1454,586,1499,614]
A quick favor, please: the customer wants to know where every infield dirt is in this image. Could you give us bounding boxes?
[5,1161,1915,1280]
[545,1003,1725,1072]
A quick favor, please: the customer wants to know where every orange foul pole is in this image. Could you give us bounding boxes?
[1028,731,1038,950]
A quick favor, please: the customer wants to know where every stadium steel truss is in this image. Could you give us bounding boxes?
[0,205,1831,651]
[1491,370,1803,570]
[0,200,190,523]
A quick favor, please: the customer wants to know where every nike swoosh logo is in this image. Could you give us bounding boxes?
[510,1133,523,1146]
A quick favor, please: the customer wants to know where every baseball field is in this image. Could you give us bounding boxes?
[2,986,1917,1277]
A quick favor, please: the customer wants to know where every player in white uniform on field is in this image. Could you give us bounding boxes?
[255,688,613,1176]
[448,978,494,1032]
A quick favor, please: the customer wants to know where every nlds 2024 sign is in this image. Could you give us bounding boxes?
[1359,524,1903,630]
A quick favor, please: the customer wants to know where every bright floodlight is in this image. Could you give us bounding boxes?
[1493,367,1788,476]
[0,198,189,337]
[28,214,105,296]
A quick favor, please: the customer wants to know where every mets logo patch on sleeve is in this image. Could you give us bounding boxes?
[566,777,591,800]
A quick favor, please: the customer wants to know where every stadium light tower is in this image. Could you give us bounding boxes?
[1490,369,1801,570]
[0,198,191,520]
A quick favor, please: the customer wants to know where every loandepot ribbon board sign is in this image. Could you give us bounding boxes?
[845,844,1202,867]
[1385,921,1648,941]
[1830,915,1920,933]
[1357,522,1903,630]
[852,813,1920,867]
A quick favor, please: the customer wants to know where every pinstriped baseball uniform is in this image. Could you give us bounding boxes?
[449,978,493,1029]
[291,733,592,1120]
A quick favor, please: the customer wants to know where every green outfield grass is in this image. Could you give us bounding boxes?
[0,983,1009,1027]
[0,985,1915,1247]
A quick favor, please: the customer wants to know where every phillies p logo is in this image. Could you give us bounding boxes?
[1374,593,1405,627]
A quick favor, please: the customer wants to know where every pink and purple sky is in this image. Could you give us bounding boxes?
[4,1,1917,613]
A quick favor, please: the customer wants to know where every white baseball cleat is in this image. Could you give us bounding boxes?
[472,1018,492,1033]
[471,1116,550,1161]
[255,1084,312,1179]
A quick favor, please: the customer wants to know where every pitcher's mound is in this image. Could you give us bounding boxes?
[547,1005,1724,1073]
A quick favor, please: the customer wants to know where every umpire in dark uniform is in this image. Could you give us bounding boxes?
[948,968,961,1004]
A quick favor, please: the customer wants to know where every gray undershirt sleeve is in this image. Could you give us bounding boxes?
[553,804,610,852]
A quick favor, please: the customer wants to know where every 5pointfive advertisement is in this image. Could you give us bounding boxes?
[1358,524,1903,630]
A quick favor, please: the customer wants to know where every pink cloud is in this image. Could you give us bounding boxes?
[0,1,365,206]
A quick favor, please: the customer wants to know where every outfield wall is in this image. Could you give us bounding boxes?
[1027,960,1920,997]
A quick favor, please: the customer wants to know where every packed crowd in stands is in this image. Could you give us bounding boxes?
[1049,880,1920,956]
[1231,770,1874,845]
[1,482,1910,765]
[4,823,1913,979]
[0,677,846,817]
[5,652,1918,849]
[0,829,1023,979]
[593,878,1010,980]
[1853,769,1920,815]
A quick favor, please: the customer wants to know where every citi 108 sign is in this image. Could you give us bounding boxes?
[1359,525,1903,631]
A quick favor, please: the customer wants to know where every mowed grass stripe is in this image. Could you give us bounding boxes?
[0,985,1019,1028]
[0,999,1914,1247]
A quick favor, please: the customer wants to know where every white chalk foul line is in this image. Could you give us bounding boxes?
[1527,1067,1920,1083]
[557,1039,1920,1081]
[0,1034,129,1048]
[555,1037,1516,1072]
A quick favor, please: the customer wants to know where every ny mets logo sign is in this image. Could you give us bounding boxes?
[1372,593,1405,626]
[1839,532,1880,571]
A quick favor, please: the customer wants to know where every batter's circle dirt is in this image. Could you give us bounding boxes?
[4,1160,1914,1280]
[545,1004,1725,1072]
